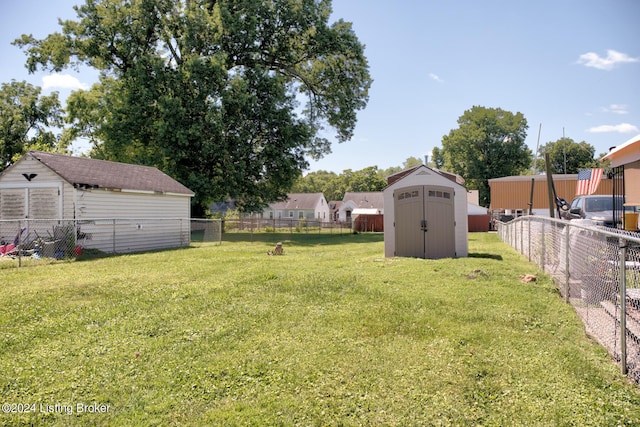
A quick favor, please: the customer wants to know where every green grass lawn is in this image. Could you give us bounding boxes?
[1,233,639,426]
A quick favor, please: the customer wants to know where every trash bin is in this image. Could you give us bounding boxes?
[624,212,639,231]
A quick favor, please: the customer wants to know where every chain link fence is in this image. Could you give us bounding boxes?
[1,218,191,267]
[216,217,353,235]
[498,216,640,383]
[1,220,79,266]
[190,219,223,245]
[1,217,355,266]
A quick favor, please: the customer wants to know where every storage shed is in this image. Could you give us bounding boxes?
[383,165,468,259]
[0,151,194,253]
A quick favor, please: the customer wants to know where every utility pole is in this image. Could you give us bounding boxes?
[545,153,556,218]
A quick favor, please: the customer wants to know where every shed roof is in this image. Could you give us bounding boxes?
[386,165,465,187]
[386,165,466,189]
[25,151,194,195]
[468,203,489,215]
[352,208,381,215]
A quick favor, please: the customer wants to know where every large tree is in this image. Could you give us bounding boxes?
[290,170,337,194]
[0,80,63,170]
[330,166,386,200]
[440,106,531,206]
[431,146,444,169]
[379,156,423,177]
[536,137,598,174]
[14,0,372,215]
[292,166,386,202]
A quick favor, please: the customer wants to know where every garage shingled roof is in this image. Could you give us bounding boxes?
[28,151,194,195]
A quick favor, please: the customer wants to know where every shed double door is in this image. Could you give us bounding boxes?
[394,185,455,259]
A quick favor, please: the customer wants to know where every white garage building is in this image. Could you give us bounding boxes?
[0,151,194,253]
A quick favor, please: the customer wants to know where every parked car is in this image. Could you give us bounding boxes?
[562,195,637,227]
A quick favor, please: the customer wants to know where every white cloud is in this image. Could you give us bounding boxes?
[42,73,89,90]
[603,104,629,115]
[586,123,639,134]
[428,73,443,83]
[577,49,639,70]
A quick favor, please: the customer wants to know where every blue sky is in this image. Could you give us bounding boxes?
[2,0,639,174]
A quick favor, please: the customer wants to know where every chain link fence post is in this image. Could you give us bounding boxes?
[540,221,545,271]
[564,224,570,303]
[519,217,523,254]
[111,219,116,254]
[18,219,23,268]
[619,238,627,375]
[528,215,532,262]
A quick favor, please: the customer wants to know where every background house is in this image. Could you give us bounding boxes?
[333,199,358,223]
[209,199,236,216]
[329,201,344,222]
[262,193,330,222]
[342,192,384,232]
[0,151,194,253]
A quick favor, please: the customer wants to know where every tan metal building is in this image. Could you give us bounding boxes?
[489,174,612,215]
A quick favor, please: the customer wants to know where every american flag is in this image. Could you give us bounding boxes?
[575,168,603,196]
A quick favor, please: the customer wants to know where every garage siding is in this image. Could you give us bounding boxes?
[75,189,190,219]
[74,190,191,253]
